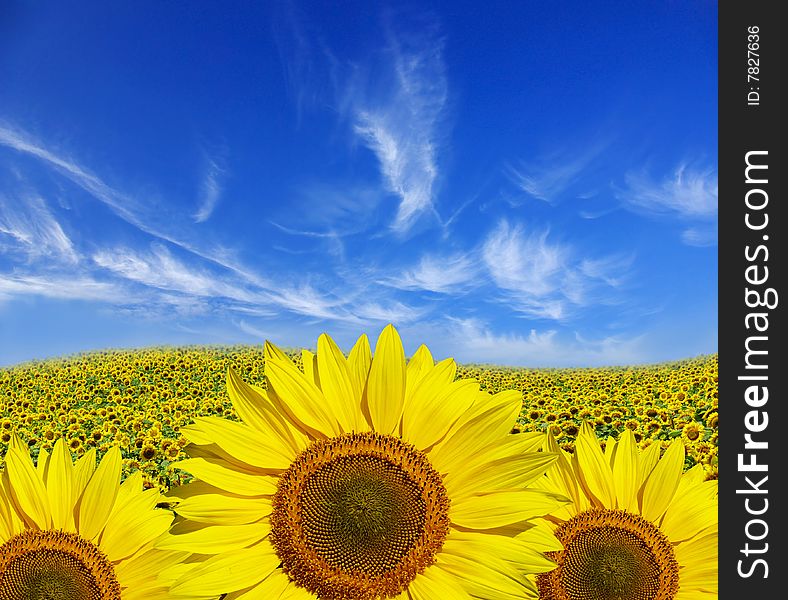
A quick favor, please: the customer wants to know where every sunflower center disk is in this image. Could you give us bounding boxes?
[537,509,680,600]
[0,530,121,600]
[271,432,451,600]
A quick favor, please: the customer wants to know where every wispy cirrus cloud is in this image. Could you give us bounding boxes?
[0,122,265,281]
[619,163,717,219]
[0,123,147,228]
[193,156,224,223]
[617,163,718,245]
[0,273,128,303]
[381,252,480,294]
[506,142,608,204]
[351,26,448,234]
[481,219,629,320]
[91,244,259,304]
[0,194,78,263]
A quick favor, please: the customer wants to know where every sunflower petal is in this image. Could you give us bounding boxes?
[182,416,293,470]
[172,493,272,526]
[403,371,476,450]
[170,543,279,596]
[640,438,685,522]
[611,430,639,511]
[45,438,75,531]
[451,489,568,529]
[265,341,340,436]
[301,349,319,387]
[347,333,372,405]
[317,333,361,432]
[365,324,406,434]
[408,565,472,599]
[226,368,308,457]
[5,448,51,529]
[174,458,277,496]
[77,446,121,541]
[158,522,270,553]
[446,530,557,572]
[574,423,615,508]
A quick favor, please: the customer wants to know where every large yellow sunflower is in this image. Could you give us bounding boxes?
[165,324,568,599]
[0,436,203,600]
[534,422,717,600]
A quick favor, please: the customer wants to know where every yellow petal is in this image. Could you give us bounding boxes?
[72,447,97,504]
[611,430,639,511]
[226,368,308,457]
[347,333,372,413]
[36,448,49,480]
[224,570,291,600]
[575,424,616,508]
[102,510,172,562]
[405,344,436,395]
[114,547,190,593]
[182,416,294,470]
[446,530,557,572]
[403,370,476,450]
[158,522,270,553]
[0,470,25,539]
[172,492,272,526]
[170,543,279,596]
[445,450,558,500]
[640,439,685,522]
[541,432,587,513]
[45,438,75,531]
[515,519,565,553]
[436,544,535,599]
[429,390,521,474]
[301,349,319,387]
[660,477,717,542]
[365,324,406,434]
[77,446,121,541]
[408,565,471,600]
[450,489,568,529]
[265,340,340,436]
[317,333,361,432]
[174,458,277,496]
[6,447,51,529]
[637,441,662,492]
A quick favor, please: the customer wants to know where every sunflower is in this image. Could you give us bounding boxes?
[0,436,198,599]
[534,422,717,600]
[166,324,567,599]
[681,423,705,444]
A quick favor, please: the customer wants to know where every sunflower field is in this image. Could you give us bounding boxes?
[0,345,718,493]
[0,328,719,598]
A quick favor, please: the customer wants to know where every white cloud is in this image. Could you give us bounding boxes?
[352,29,447,234]
[0,195,78,263]
[353,301,425,324]
[507,143,607,204]
[444,317,649,367]
[619,163,718,220]
[0,122,270,283]
[193,157,224,223]
[0,123,146,227]
[91,244,258,304]
[681,226,717,247]
[382,252,480,294]
[0,274,127,303]
[481,220,630,320]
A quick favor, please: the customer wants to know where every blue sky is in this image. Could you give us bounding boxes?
[0,1,717,368]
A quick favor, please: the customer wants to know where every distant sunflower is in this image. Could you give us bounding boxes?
[166,324,567,599]
[534,423,717,600]
[681,422,705,444]
[0,437,194,599]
